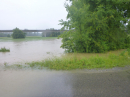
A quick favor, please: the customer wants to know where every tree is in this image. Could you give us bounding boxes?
[42,28,62,37]
[12,28,26,39]
[59,0,130,53]
[127,20,130,33]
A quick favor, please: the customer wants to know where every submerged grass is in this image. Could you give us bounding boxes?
[4,49,130,70]
[26,49,130,70]
[4,64,28,70]
[0,47,10,52]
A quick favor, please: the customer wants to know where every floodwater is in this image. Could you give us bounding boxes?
[0,38,130,97]
[0,38,64,65]
[0,69,130,97]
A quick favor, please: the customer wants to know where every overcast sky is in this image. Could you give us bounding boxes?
[0,0,68,30]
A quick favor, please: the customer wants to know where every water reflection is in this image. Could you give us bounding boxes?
[0,69,130,97]
[0,39,64,65]
[0,70,73,97]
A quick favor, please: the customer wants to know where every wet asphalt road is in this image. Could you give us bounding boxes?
[0,68,130,97]
[69,70,130,97]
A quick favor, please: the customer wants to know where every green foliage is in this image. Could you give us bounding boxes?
[0,37,57,42]
[127,21,130,33]
[0,33,8,37]
[25,52,130,70]
[0,47,10,52]
[50,32,62,37]
[12,28,26,39]
[42,28,63,37]
[7,34,11,37]
[59,0,130,53]
[4,49,130,70]
[120,48,130,56]
[42,32,62,37]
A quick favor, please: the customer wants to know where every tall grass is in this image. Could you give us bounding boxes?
[4,49,130,70]
[0,47,10,52]
[27,49,130,70]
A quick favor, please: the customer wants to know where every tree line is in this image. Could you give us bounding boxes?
[59,0,130,53]
[42,28,63,37]
[0,28,62,38]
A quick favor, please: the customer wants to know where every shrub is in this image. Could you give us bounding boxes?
[0,47,10,52]
[12,28,26,39]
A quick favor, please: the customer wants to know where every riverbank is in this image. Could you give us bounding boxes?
[0,37,63,65]
[4,49,130,70]
[1,36,130,70]
[0,36,57,42]
[27,50,130,70]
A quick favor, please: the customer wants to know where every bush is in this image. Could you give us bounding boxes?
[12,28,26,39]
[0,47,10,52]
[7,34,11,37]
[59,0,130,53]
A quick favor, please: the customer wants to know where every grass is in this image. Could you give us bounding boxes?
[5,49,129,70]
[2,36,130,70]
[26,54,130,70]
[0,36,57,42]
[0,47,10,52]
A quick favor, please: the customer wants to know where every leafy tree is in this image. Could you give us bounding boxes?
[127,20,130,33]
[12,28,26,39]
[50,32,62,37]
[59,0,130,53]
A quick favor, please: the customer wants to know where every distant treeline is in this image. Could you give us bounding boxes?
[42,32,62,37]
[25,32,41,36]
[42,28,63,37]
[0,32,62,37]
[0,28,63,37]
[0,33,11,37]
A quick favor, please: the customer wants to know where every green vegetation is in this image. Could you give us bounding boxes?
[27,51,130,70]
[0,47,10,52]
[127,21,130,34]
[4,49,130,70]
[50,32,62,37]
[4,64,26,70]
[42,32,61,37]
[0,36,57,42]
[59,0,130,53]
[0,33,11,37]
[42,28,62,37]
[12,28,26,39]
[7,34,11,37]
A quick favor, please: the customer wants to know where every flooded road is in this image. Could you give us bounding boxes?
[0,37,130,97]
[0,69,130,97]
[0,38,64,65]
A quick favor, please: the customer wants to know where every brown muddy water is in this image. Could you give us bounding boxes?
[0,69,130,97]
[0,38,130,97]
[0,38,64,65]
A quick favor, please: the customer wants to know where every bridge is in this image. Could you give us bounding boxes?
[0,29,67,37]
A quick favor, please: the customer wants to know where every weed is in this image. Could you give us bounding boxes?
[0,47,10,52]
[3,49,130,70]
[46,52,50,54]
[4,62,7,67]
[25,51,130,70]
